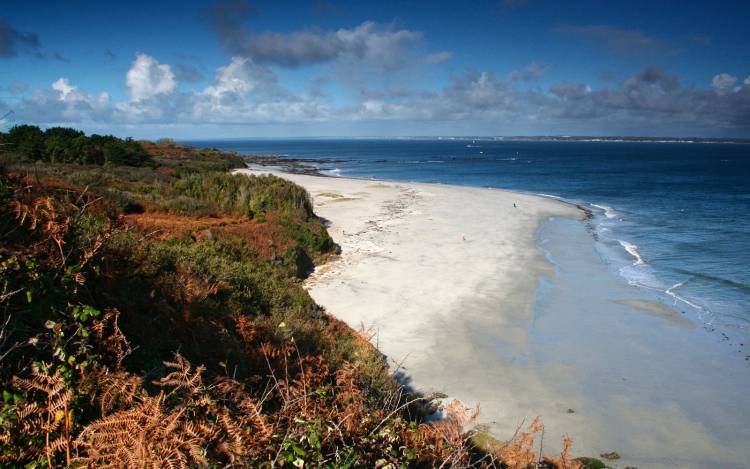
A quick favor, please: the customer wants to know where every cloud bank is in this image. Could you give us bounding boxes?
[4,50,748,137]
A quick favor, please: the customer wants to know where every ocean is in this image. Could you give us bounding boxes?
[188,138,750,341]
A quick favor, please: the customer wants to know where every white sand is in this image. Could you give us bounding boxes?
[234,169,583,410]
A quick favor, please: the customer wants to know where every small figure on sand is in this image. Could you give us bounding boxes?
[513,203,517,208]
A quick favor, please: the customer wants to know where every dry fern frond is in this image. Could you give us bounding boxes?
[91,308,133,369]
[490,416,545,469]
[156,353,205,396]
[542,433,583,469]
[8,368,74,466]
[96,371,144,415]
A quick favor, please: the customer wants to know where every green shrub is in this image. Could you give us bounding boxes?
[169,172,314,219]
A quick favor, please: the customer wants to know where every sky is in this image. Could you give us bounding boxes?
[1,0,749,139]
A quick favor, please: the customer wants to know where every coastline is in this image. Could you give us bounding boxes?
[232,168,583,411]
[234,167,750,468]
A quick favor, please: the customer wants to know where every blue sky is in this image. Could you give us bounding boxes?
[1,0,749,138]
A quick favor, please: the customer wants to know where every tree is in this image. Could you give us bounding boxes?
[6,125,45,162]
[44,127,85,163]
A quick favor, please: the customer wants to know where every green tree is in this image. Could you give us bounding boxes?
[6,125,45,162]
[44,127,85,163]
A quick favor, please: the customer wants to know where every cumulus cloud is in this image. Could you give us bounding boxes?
[352,65,750,134]
[9,77,110,124]
[550,82,591,100]
[4,58,750,136]
[210,1,423,69]
[126,53,178,101]
[712,73,737,94]
[637,64,679,91]
[189,57,330,123]
[52,78,77,100]
[541,67,750,130]
[224,21,421,69]
[192,56,279,117]
[4,53,347,125]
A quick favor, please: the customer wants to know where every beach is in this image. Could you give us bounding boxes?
[235,168,750,469]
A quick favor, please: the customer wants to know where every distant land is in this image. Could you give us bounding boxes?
[185,135,750,144]
[414,136,750,144]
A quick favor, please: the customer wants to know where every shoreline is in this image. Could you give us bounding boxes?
[233,167,585,413]
[243,160,595,218]
[234,166,750,468]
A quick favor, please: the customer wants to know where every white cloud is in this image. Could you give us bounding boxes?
[52,78,76,100]
[184,57,330,124]
[712,73,737,94]
[5,61,750,136]
[334,21,422,70]
[211,9,423,71]
[126,53,177,101]
[203,57,274,98]
[745,75,750,86]
[50,77,109,109]
[10,78,111,124]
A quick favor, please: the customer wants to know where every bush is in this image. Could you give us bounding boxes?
[169,172,315,220]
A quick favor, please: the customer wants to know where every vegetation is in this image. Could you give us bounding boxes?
[0,128,601,468]
[0,125,153,167]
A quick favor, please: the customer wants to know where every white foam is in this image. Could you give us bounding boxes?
[618,240,645,265]
[538,193,562,199]
[591,203,617,219]
[322,168,343,176]
[666,281,702,310]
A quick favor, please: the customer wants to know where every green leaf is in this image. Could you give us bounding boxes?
[83,305,101,318]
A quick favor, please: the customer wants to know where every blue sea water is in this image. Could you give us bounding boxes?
[188,138,750,338]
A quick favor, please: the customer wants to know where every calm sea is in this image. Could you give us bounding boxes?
[188,138,750,337]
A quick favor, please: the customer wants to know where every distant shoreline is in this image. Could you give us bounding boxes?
[183,135,750,145]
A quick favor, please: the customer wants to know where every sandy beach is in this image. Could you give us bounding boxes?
[235,167,583,369]
[235,168,750,468]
